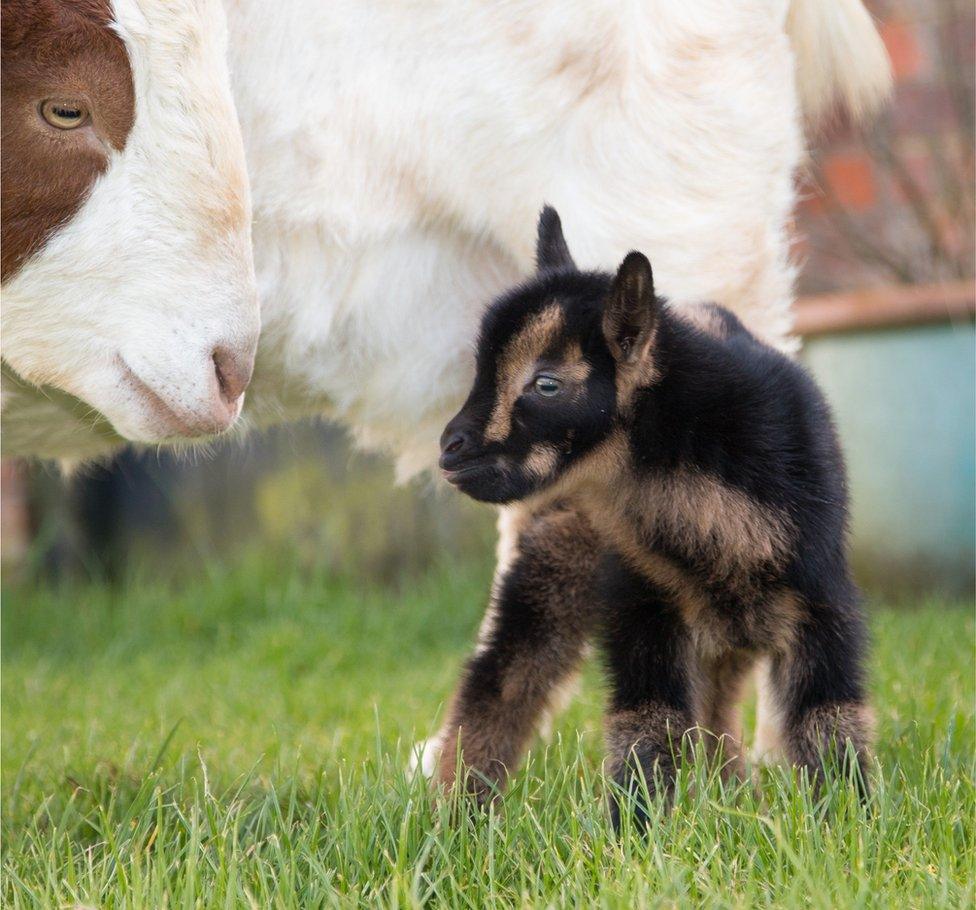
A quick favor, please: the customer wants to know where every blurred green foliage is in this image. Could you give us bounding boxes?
[16,422,496,584]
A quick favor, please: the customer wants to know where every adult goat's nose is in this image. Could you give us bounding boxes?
[212,345,254,406]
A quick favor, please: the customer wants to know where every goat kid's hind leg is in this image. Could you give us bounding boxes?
[425,503,599,805]
[692,649,756,782]
[751,657,786,766]
[600,556,697,831]
[771,599,874,799]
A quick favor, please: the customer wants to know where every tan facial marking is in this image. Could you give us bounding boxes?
[561,341,592,386]
[524,443,559,480]
[484,305,565,442]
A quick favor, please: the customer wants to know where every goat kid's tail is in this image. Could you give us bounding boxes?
[787,0,893,128]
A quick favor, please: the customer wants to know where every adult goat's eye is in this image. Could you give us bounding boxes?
[40,100,89,130]
[533,375,562,397]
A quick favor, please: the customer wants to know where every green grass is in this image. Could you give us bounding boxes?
[2,554,973,908]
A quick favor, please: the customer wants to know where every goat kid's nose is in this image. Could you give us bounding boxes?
[212,345,254,406]
[439,427,474,470]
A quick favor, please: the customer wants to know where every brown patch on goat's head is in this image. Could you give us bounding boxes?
[439,211,617,504]
[1,0,136,281]
[523,442,560,481]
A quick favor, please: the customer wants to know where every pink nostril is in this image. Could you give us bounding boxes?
[444,434,465,455]
[212,346,254,406]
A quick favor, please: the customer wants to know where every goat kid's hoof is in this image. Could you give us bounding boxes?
[609,793,655,836]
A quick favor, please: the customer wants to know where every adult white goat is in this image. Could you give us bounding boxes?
[2,0,890,470]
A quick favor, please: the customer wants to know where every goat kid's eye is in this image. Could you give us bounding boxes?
[533,375,562,397]
[40,100,89,130]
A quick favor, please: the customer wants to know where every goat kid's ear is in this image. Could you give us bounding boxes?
[536,205,576,273]
[603,251,657,363]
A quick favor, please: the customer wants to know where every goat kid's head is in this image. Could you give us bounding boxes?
[440,207,660,504]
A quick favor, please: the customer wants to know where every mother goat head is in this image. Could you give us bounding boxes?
[1,0,259,453]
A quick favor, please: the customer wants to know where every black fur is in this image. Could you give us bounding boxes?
[437,208,872,828]
[535,205,577,273]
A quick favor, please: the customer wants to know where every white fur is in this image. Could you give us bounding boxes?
[1,0,258,454]
[407,736,441,780]
[1,0,889,469]
[233,0,807,479]
[787,0,892,126]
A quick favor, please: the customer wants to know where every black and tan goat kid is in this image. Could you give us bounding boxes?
[435,207,872,827]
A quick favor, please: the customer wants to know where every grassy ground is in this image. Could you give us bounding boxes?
[2,554,973,908]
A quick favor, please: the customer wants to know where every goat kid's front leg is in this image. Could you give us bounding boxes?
[423,503,599,805]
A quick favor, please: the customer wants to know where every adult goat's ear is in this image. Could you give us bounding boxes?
[602,251,657,363]
[535,206,576,273]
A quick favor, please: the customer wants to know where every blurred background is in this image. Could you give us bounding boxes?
[2,0,973,597]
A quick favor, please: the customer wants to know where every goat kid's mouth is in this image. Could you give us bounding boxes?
[440,455,533,505]
[440,456,496,486]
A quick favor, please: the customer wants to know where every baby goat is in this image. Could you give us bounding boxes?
[437,207,872,826]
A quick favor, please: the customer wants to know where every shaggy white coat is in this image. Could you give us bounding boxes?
[2,0,890,475]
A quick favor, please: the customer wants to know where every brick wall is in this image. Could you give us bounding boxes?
[797,0,975,294]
